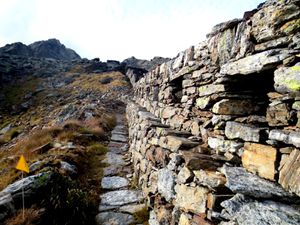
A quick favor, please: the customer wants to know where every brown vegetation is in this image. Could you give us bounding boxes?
[5,207,44,225]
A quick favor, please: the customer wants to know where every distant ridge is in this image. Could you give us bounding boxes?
[0,38,80,60]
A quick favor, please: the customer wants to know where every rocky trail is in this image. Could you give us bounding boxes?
[96,114,147,225]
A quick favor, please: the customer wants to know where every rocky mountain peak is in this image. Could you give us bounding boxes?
[0,42,32,57]
[0,38,80,61]
[28,38,80,60]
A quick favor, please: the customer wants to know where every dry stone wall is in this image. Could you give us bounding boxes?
[126,0,300,224]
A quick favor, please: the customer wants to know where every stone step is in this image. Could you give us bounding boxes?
[98,203,145,214]
[102,152,126,165]
[108,142,128,154]
[96,212,135,225]
[103,165,120,176]
[100,190,144,206]
[112,130,128,136]
[111,134,128,143]
[101,176,129,190]
[113,125,127,133]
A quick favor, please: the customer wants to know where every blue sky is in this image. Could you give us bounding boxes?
[0,0,263,60]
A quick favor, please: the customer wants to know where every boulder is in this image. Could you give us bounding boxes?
[0,193,15,222]
[1,172,54,205]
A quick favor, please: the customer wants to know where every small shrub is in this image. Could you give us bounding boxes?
[63,120,83,131]
[133,206,150,224]
[42,174,95,225]
[103,115,116,130]
[99,77,113,84]
[57,130,78,142]
[0,127,23,145]
[87,143,107,155]
[84,117,100,128]
[0,137,6,145]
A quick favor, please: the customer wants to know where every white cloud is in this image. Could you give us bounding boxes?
[0,0,263,60]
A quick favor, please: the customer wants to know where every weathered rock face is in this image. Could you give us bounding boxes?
[126,0,300,224]
[221,194,300,225]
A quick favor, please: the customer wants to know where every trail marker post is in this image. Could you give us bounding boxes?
[15,155,30,219]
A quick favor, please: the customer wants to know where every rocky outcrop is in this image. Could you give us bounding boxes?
[0,172,54,222]
[0,39,80,60]
[126,0,300,224]
[122,56,170,71]
[122,56,170,85]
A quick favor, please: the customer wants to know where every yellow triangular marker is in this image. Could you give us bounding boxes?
[16,155,29,173]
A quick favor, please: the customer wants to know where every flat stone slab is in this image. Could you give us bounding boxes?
[111,134,128,143]
[113,125,127,133]
[98,204,118,212]
[108,142,128,154]
[96,212,135,225]
[103,165,120,176]
[108,141,128,148]
[101,176,129,190]
[100,190,144,206]
[102,152,125,166]
[112,130,128,136]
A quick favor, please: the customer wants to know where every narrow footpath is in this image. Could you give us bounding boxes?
[95,114,147,225]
